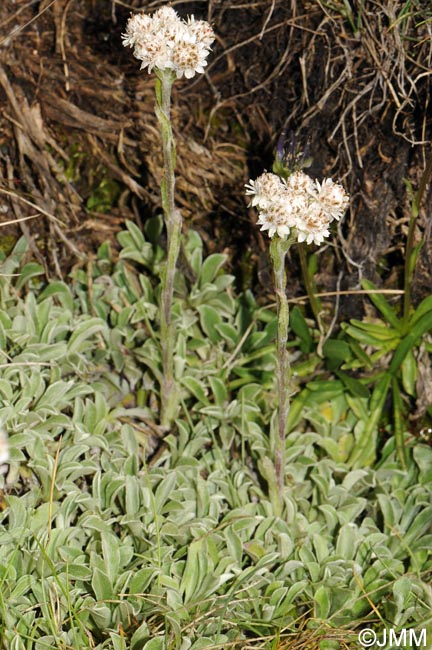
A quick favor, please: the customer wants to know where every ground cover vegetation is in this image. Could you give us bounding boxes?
[0,1,431,649]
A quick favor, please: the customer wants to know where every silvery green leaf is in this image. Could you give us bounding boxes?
[92,567,113,600]
[142,640,166,650]
[67,318,107,354]
[181,376,209,405]
[154,472,177,511]
[101,532,120,584]
[314,584,331,619]
[336,524,357,560]
[393,576,412,612]
[199,254,227,287]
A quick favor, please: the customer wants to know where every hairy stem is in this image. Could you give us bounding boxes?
[156,70,181,428]
[270,236,292,499]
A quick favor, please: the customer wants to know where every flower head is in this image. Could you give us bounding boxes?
[245,172,287,210]
[123,6,215,79]
[316,178,349,221]
[245,171,349,245]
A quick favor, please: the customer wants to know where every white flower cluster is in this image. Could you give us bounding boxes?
[245,171,349,245]
[122,6,215,79]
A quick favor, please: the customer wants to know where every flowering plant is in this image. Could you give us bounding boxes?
[123,6,215,427]
[122,6,215,79]
[246,166,349,508]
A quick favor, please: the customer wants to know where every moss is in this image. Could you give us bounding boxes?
[0,235,18,256]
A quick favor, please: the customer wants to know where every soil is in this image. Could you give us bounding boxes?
[0,0,431,315]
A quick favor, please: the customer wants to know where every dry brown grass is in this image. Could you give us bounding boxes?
[0,0,430,307]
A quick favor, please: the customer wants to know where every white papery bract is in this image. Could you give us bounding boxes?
[123,6,215,79]
[245,171,349,244]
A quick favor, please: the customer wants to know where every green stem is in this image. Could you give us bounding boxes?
[403,150,432,327]
[270,236,292,499]
[156,70,182,428]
